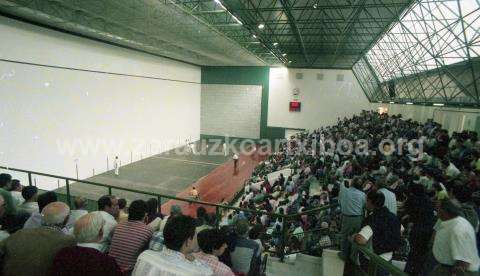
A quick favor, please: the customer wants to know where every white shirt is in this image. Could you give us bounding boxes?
[18,201,39,215]
[11,191,24,206]
[0,230,9,242]
[78,242,104,252]
[378,188,397,215]
[446,162,461,177]
[133,248,213,276]
[358,225,393,261]
[66,209,88,229]
[433,216,480,271]
[233,154,239,160]
[98,210,117,252]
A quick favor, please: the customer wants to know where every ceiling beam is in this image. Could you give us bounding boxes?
[279,0,309,63]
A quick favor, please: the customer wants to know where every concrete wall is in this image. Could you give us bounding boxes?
[372,103,480,134]
[268,67,371,130]
[0,16,200,189]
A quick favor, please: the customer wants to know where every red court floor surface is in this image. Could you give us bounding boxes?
[161,152,266,217]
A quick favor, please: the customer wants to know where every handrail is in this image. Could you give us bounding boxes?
[284,203,338,219]
[0,165,333,219]
[351,242,408,276]
[0,165,276,217]
[0,165,341,261]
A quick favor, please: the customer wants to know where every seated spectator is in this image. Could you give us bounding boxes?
[50,212,123,276]
[146,198,162,231]
[18,185,39,215]
[23,191,57,229]
[230,219,261,275]
[117,198,128,223]
[0,194,9,241]
[98,195,119,252]
[109,199,153,273]
[0,202,75,276]
[159,204,182,232]
[354,192,401,276]
[133,215,213,276]
[194,228,235,276]
[9,180,23,206]
[66,196,88,230]
[0,173,16,216]
[431,200,480,275]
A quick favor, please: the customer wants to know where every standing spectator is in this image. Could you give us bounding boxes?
[452,185,479,232]
[374,179,397,215]
[109,200,153,273]
[18,185,39,215]
[0,202,75,276]
[50,212,123,276]
[23,191,57,229]
[354,192,402,276]
[133,215,213,276]
[98,195,119,252]
[9,180,23,206]
[66,196,88,230]
[403,184,435,276]
[194,229,235,276]
[431,200,480,275]
[338,177,365,260]
[117,198,128,223]
[230,219,261,275]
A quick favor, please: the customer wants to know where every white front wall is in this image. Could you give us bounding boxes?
[268,68,371,130]
[0,16,200,189]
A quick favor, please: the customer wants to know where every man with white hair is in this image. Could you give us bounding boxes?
[50,212,123,275]
[0,202,76,276]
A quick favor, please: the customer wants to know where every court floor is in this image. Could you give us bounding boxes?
[55,140,265,213]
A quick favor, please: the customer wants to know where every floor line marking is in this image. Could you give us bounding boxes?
[151,156,223,166]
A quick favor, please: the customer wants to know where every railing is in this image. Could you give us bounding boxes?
[0,165,337,260]
[351,242,408,276]
[1,165,411,274]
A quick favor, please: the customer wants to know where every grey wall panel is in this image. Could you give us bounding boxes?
[201,84,262,139]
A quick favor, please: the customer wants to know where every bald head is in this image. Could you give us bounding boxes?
[41,202,70,227]
[74,212,104,243]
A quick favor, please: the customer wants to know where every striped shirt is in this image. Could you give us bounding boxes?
[109,221,153,272]
[193,252,235,276]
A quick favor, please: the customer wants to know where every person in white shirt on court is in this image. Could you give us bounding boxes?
[223,142,228,157]
[133,215,213,276]
[233,154,239,171]
[431,200,480,275]
[113,156,120,176]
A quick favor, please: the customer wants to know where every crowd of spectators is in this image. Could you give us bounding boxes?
[1,110,480,275]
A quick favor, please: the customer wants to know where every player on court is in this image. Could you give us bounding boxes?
[113,156,120,176]
[233,153,239,171]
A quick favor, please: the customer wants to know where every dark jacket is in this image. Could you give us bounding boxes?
[364,207,402,255]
